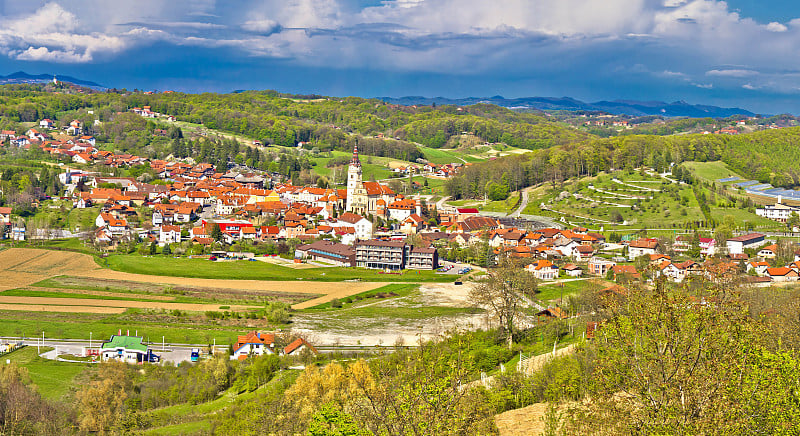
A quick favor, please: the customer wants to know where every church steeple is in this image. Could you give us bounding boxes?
[350,142,361,167]
[346,142,363,213]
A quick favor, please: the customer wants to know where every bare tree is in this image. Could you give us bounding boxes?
[469,258,537,346]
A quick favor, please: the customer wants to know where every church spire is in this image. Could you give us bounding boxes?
[350,142,361,167]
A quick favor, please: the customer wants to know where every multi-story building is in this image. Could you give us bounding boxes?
[756,203,800,222]
[355,239,438,270]
[355,239,408,270]
[726,233,766,255]
[406,246,438,270]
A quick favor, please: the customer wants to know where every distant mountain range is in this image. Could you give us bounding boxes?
[378,95,756,118]
[0,71,105,89]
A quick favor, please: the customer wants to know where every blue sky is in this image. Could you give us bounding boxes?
[1,0,800,113]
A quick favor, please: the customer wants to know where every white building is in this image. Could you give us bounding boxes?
[756,202,800,223]
[726,233,766,255]
[336,212,373,241]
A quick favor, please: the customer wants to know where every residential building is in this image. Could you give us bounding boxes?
[337,212,373,241]
[284,338,318,356]
[232,331,276,360]
[526,259,559,280]
[588,257,616,276]
[406,246,438,270]
[727,233,766,255]
[355,239,408,270]
[628,238,659,260]
[757,244,778,259]
[295,240,356,267]
[159,225,181,244]
[767,267,799,282]
[563,263,583,277]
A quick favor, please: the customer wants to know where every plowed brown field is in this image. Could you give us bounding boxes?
[0,248,385,310]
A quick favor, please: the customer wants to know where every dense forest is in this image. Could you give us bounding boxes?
[0,85,583,153]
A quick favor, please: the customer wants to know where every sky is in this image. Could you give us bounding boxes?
[0,0,800,113]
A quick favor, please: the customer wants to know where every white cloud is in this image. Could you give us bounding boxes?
[13,46,91,63]
[242,19,281,34]
[742,83,759,90]
[706,69,759,77]
[766,22,788,32]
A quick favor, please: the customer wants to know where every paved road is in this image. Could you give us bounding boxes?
[511,187,532,218]
[5,338,196,364]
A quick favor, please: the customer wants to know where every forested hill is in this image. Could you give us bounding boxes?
[0,85,589,152]
[445,127,800,199]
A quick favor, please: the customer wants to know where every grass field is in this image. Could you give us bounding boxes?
[682,161,742,182]
[419,146,482,164]
[0,309,253,345]
[104,255,454,283]
[4,346,90,399]
[535,279,608,303]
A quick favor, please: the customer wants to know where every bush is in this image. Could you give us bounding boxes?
[330,298,342,308]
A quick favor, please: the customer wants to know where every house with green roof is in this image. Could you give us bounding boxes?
[100,335,153,364]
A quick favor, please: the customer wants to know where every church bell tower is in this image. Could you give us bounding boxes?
[345,143,362,212]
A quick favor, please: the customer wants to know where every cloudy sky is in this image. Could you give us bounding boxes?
[1,0,800,113]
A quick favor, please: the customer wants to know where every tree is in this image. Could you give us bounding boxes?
[210,223,223,243]
[561,283,781,434]
[162,243,171,255]
[788,211,800,232]
[469,258,537,345]
[307,403,370,436]
[149,241,157,255]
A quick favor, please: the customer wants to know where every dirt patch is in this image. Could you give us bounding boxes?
[0,296,255,312]
[0,304,125,314]
[417,282,475,307]
[495,403,548,436]
[292,283,393,310]
[255,257,319,269]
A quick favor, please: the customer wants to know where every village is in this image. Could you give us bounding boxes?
[2,110,800,287]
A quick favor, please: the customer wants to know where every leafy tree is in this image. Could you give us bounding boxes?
[307,403,371,436]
